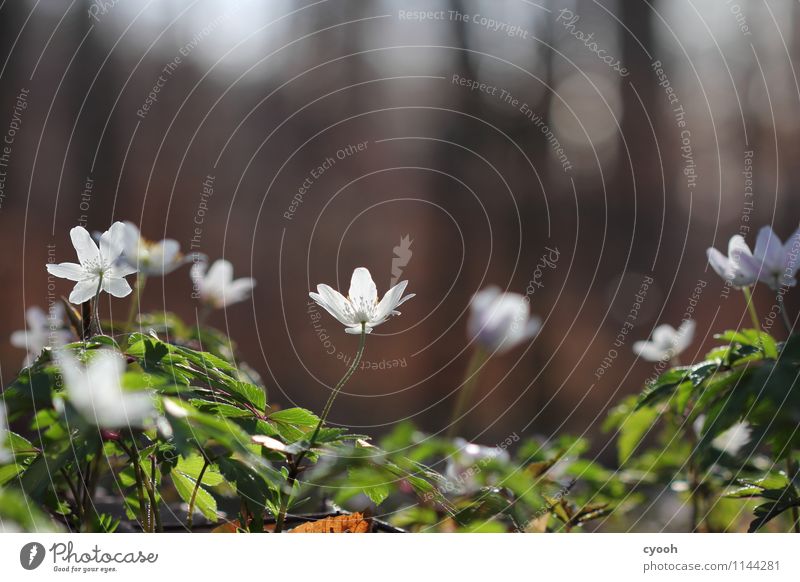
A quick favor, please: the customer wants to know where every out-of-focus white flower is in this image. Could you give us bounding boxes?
[0,403,10,464]
[55,348,154,429]
[747,225,800,290]
[694,417,751,457]
[10,304,71,366]
[309,267,414,334]
[445,438,510,494]
[119,221,191,276]
[707,234,760,288]
[467,286,541,353]
[190,259,256,308]
[633,320,695,362]
[46,223,137,304]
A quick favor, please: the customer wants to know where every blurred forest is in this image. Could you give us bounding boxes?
[2,0,800,461]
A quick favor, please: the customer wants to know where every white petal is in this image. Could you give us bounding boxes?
[190,260,208,288]
[374,280,409,321]
[102,277,133,298]
[46,262,87,282]
[99,222,127,263]
[651,324,677,348]
[26,307,48,330]
[346,324,369,334]
[316,284,355,324]
[673,320,696,353]
[632,340,666,362]
[109,262,138,278]
[782,225,800,274]
[9,330,30,349]
[70,226,100,266]
[120,221,142,257]
[728,235,759,285]
[309,290,354,326]
[348,267,377,304]
[753,226,784,271]
[706,247,731,280]
[69,278,100,304]
[205,260,233,297]
[225,277,256,305]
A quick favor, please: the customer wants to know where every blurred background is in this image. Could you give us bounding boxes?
[2,0,800,463]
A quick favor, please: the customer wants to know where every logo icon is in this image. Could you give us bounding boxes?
[391,235,413,286]
[19,542,45,570]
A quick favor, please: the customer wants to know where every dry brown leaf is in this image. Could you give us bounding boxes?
[290,513,372,533]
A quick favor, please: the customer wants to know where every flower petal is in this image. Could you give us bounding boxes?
[310,289,354,326]
[632,340,666,362]
[348,267,377,304]
[753,226,784,272]
[70,226,100,267]
[226,277,256,305]
[102,277,133,298]
[706,247,731,280]
[46,262,86,281]
[374,280,409,321]
[99,221,127,263]
[69,278,100,304]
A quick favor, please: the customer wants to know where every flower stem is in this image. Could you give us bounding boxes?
[273,324,367,533]
[89,276,104,337]
[447,348,489,439]
[741,287,761,331]
[187,456,210,530]
[778,293,794,335]
[787,454,800,533]
[126,274,147,332]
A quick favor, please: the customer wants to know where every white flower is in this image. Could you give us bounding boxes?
[633,320,695,362]
[190,259,255,308]
[694,416,751,457]
[0,403,10,464]
[55,348,155,429]
[10,304,72,366]
[119,221,189,276]
[707,234,760,288]
[46,223,137,304]
[748,225,800,290]
[467,286,541,353]
[445,438,510,494]
[309,267,414,334]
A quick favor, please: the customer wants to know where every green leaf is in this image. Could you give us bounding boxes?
[345,467,391,506]
[175,454,224,486]
[617,406,660,464]
[171,469,218,523]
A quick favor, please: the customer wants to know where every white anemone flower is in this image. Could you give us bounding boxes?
[633,320,696,362]
[46,223,137,304]
[190,259,256,308]
[119,221,190,276]
[706,235,759,288]
[309,267,414,334]
[445,438,510,494]
[467,286,541,353]
[55,348,155,429]
[10,304,72,366]
[0,403,10,464]
[694,416,751,457]
[747,225,800,290]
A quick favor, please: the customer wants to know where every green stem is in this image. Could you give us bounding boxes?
[187,457,210,530]
[89,276,104,337]
[778,294,794,335]
[140,461,161,533]
[126,274,147,332]
[60,468,83,528]
[741,287,761,331]
[273,324,367,533]
[788,455,800,533]
[119,441,149,531]
[447,349,489,439]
